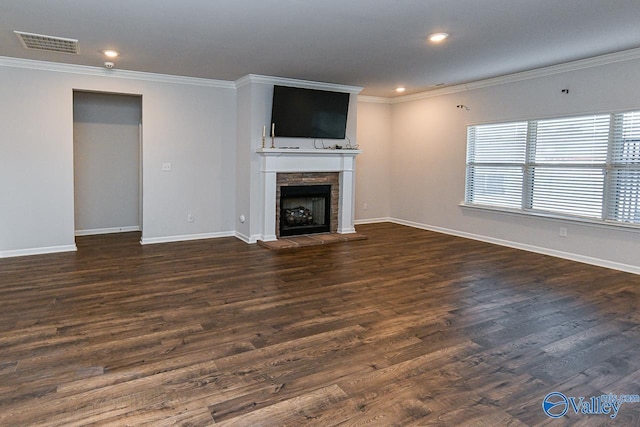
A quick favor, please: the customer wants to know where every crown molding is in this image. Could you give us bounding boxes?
[4,46,640,99]
[357,95,392,104]
[391,46,640,104]
[235,74,363,94]
[0,56,236,89]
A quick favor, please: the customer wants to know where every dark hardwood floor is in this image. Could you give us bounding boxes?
[0,223,639,426]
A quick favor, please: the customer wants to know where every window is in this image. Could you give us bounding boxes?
[465,122,527,208]
[465,111,640,227]
[530,115,609,218]
[610,112,640,224]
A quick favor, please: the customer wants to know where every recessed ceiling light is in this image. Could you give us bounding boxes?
[396,87,406,93]
[102,49,119,58]
[428,33,449,43]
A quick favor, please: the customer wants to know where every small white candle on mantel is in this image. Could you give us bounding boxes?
[271,123,275,138]
[262,125,266,138]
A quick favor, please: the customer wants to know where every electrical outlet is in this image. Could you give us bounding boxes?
[363,202,368,210]
[187,213,194,223]
[162,162,171,171]
[559,227,567,237]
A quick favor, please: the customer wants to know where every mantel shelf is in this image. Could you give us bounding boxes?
[256,148,361,155]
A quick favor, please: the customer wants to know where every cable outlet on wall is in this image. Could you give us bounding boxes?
[363,202,368,210]
[187,212,194,223]
[559,227,568,237]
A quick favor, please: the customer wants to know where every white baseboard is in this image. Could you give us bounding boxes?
[337,226,357,234]
[0,244,77,258]
[75,226,140,236]
[141,231,235,245]
[356,217,640,275]
[355,217,392,225]
[234,231,261,244]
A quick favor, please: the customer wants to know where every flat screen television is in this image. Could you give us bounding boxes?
[271,85,350,139]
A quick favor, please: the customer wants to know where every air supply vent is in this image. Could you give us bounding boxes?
[14,31,79,54]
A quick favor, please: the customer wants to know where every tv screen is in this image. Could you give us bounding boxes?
[271,86,350,139]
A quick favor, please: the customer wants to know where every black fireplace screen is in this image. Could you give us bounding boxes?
[280,185,331,236]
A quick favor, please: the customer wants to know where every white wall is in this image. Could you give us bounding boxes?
[73,91,141,234]
[0,61,236,256]
[364,57,640,273]
[355,100,391,222]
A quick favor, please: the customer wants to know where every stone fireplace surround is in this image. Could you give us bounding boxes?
[256,148,361,242]
[276,172,339,237]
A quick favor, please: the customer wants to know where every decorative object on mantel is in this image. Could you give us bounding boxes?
[271,122,276,148]
[255,147,362,154]
[261,125,266,148]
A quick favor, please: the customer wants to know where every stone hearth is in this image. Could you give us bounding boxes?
[258,231,367,250]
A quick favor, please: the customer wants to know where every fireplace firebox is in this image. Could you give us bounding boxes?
[279,185,331,236]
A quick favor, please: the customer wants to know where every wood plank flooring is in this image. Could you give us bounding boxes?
[0,223,639,426]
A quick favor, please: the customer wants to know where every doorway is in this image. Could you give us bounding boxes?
[73,91,142,236]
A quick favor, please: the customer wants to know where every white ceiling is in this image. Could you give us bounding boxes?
[2,0,640,97]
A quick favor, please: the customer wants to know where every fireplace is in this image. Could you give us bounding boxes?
[276,172,340,237]
[255,148,360,243]
[279,185,331,236]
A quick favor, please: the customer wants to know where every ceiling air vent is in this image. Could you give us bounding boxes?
[14,31,79,54]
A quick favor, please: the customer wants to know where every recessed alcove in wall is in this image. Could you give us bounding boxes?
[73,91,142,236]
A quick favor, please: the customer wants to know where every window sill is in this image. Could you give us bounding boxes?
[459,203,640,233]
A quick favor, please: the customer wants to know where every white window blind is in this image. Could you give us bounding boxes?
[530,167,604,217]
[530,115,609,218]
[465,122,527,208]
[609,111,640,224]
[465,111,640,227]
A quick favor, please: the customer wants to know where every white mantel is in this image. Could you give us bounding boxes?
[256,148,361,241]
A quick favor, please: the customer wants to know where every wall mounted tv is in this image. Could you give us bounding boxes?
[271,85,350,139]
